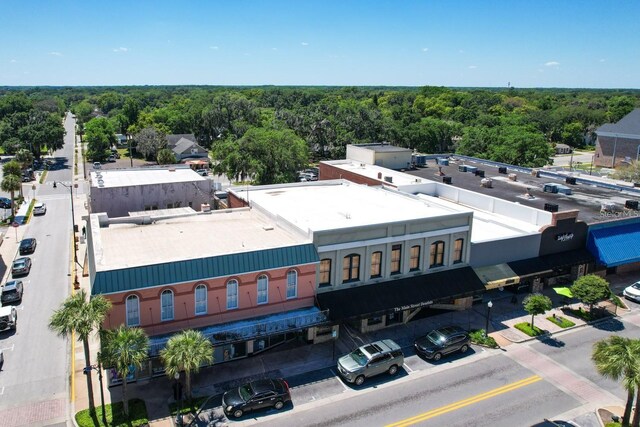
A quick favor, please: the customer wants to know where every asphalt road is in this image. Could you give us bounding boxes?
[212,312,640,427]
[0,113,75,416]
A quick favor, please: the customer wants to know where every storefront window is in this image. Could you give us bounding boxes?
[342,254,360,283]
[410,245,421,271]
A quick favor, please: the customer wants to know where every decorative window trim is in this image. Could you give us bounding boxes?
[126,294,140,327]
[160,290,174,321]
[257,275,269,305]
[194,284,207,315]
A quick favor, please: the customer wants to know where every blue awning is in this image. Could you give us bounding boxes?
[587,222,640,267]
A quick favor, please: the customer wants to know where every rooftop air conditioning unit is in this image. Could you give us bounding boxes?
[384,176,393,183]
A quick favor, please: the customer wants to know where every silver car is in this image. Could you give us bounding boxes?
[623,281,640,303]
[337,339,404,386]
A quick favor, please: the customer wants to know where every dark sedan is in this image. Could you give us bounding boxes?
[11,257,32,277]
[414,325,471,361]
[0,197,11,209]
[19,238,37,255]
[222,378,291,419]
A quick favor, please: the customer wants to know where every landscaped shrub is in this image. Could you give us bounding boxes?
[469,329,499,348]
[75,398,148,427]
[546,315,575,328]
[514,322,545,337]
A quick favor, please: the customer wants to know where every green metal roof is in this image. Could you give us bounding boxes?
[92,244,318,295]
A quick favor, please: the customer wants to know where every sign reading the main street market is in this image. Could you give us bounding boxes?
[394,300,434,312]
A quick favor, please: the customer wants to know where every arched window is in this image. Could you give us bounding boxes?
[453,238,464,264]
[410,245,421,271]
[370,251,382,278]
[286,270,298,298]
[195,284,207,315]
[391,244,402,274]
[227,279,238,309]
[342,254,360,283]
[429,241,445,268]
[319,259,332,286]
[160,290,174,321]
[257,275,269,304]
[126,295,140,327]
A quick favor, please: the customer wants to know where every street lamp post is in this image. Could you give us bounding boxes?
[53,181,79,268]
[174,372,183,426]
[84,355,108,426]
[485,301,493,335]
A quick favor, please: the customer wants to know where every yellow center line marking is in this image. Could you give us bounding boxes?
[386,375,542,427]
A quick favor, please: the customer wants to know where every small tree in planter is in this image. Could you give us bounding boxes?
[523,293,552,330]
[571,274,611,315]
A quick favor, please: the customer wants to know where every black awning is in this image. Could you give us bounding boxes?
[316,267,485,321]
[508,248,595,277]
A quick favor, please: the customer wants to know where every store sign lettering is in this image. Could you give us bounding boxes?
[555,233,574,242]
[394,300,433,312]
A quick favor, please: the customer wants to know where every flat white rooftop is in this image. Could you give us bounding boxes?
[93,209,309,271]
[236,181,470,234]
[90,166,206,188]
[323,160,426,187]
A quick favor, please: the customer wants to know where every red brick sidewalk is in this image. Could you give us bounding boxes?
[0,398,66,427]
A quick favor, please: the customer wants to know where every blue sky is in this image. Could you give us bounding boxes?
[1,0,638,88]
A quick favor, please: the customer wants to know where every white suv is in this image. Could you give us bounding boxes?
[0,306,17,332]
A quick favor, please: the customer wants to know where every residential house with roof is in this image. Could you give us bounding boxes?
[87,207,327,385]
[166,133,209,162]
[594,108,640,168]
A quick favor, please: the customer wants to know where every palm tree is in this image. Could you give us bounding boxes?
[160,330,213,402]
[1,174,21,215]
[100,326,149,417]
[2,160,23,200]
[49,290,112,415]
[592,336,640,427]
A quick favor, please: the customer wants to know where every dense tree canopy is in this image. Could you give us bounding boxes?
[85,117,116,162]
[2,86,639,174]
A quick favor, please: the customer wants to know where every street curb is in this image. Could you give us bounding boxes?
[498,311,621,344]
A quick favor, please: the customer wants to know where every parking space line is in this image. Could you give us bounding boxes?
[331,369,350,392]
[0,344,15,352]
[0,387,4,396]
[403,363,413,373]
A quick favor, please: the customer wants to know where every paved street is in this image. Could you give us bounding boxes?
[0,113,76,426]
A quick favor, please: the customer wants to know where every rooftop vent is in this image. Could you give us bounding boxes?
[384,176,393,183]
[263,225,274,231]
[498,167,508,174]
[480,178,492,188]
[625,200,639,210]
[566,177,577,185]
[168,167,176,172]
[442,176,452,184]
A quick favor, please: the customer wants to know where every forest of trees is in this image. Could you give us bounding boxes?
[1,86,639,184]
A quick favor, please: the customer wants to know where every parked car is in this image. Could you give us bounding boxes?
[1,280,23,304]
[414,325,471,361]
[222,378,291,419]
[19,238,37,255]
[107,155,117,162]
[0,306,17,332]
[33,202,47,216]
[0,197,11,209]
[337,339,404,386]
[623,281,640,303]
[196,169,208,177]
[93,162,101,169]
[11,257,32,277]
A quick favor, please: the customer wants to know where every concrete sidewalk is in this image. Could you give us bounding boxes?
[83,277,638,427]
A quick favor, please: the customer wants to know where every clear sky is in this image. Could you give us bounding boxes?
[1,0,638,88]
